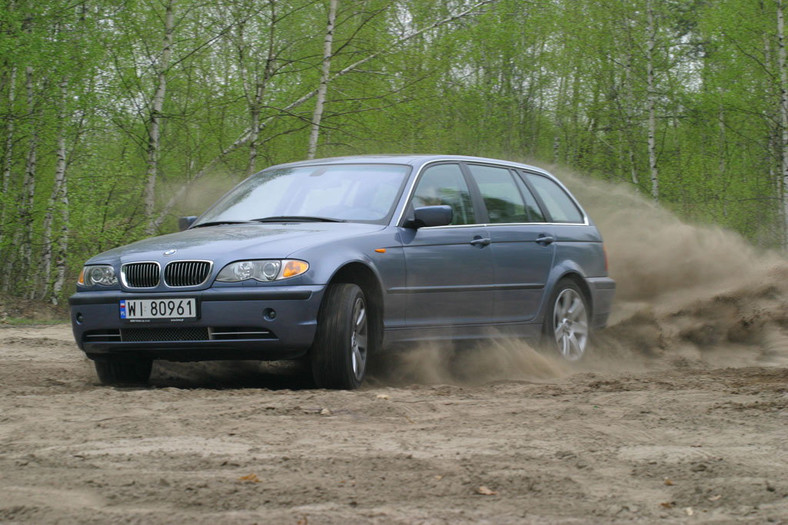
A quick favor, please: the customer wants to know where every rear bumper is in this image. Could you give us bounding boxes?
[68,286,325,362]
[587,277,616,329]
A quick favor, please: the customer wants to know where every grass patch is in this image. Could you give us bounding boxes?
[1,317,69,326]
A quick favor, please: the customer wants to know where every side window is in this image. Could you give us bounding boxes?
[466,164,527,223]
[412,164,476,225]
[514,176,546,222]
[524,173,584,223]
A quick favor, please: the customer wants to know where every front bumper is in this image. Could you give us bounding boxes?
[69,286,325,362]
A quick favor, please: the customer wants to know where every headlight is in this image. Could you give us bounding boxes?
[78,265,118,286]
[216,260,309,282]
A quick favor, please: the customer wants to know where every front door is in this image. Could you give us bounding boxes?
[399,163,495,327]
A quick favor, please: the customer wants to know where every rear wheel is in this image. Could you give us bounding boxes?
[545,279,590,361]
[311,283,370,389]
[94,358,152,385]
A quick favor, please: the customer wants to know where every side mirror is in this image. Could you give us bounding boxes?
[404,205,453,229]
[178,216,197,231]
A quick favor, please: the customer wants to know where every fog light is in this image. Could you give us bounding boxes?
[263,308,277,321]
[76,313,84,324]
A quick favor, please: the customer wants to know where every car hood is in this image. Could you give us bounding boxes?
[86,223,386,265]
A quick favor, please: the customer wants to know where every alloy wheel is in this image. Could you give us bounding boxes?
[552,288,589,361]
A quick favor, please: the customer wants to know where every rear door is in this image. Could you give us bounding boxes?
[465,163,555,322]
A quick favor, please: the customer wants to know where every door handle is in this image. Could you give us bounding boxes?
[536,234,555,246]
[470,236,491,247]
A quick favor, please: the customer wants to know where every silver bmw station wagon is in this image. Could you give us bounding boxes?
[70,155,615,389]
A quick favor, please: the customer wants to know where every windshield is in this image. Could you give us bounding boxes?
[194,163,411,226]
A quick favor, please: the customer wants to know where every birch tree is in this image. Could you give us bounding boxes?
[19,65,38,292]
[143,0,176,235]
[38,80,68,301]
[778,0,788,248]
[307,0,338,159]
[225,0,281,176]
[645,0,659,200]
[149,0,499,231]
[0,66,17,249]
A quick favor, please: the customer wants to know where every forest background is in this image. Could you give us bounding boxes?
[1,0,787,305]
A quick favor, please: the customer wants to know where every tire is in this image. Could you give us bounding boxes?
[94,358,153,386]
[311,283,371,389]
[544,279,590,361]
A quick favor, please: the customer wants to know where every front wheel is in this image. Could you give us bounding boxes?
[94,358,152,385]
[545,279,590,361]
[311,283,372,389]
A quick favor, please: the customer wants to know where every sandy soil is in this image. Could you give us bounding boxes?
[1,175,787,524]
[0,322,786,524]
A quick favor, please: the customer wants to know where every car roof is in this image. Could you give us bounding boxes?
[264,154,553,176]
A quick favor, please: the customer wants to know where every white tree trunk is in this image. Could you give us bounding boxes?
[144,0,175,235]
[0,67,18,294]
[646,0,659,200]
[240,0,277,176]
[247,85,261,176]
[778,0,788,249]
[53,83,74,304]
[622,53,640,187]
[0,66,17,247]
[51,174,69,305]
[308,0,339,160]
[20,66,38,295]
[38,80,69,301]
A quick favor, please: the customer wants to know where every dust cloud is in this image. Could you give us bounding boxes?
[163,170,243,221]
[377,167,788,386]
[561,168,788,368]
[369,339,572,387]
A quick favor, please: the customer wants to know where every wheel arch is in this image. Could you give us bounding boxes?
[325,262,385,349]
[543,267,594,322]
[559,272,593,314]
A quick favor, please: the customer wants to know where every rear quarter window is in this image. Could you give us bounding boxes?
[524,173,584,223]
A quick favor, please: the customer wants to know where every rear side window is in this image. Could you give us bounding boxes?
[524,173,584,223]
[412,164,476,225]
[466,164,527,223]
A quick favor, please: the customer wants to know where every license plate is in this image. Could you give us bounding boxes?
[120,298,197,320]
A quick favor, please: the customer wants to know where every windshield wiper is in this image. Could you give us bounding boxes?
[251,216,345,223]
[193,216,345,228]
[191,220,255,228]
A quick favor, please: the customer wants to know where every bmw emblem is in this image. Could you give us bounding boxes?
[163,249,177,256]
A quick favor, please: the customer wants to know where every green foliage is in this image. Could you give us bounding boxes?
[0,0,786,304]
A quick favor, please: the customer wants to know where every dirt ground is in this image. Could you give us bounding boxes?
[1,175,787,524]
[0,322,786,524]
